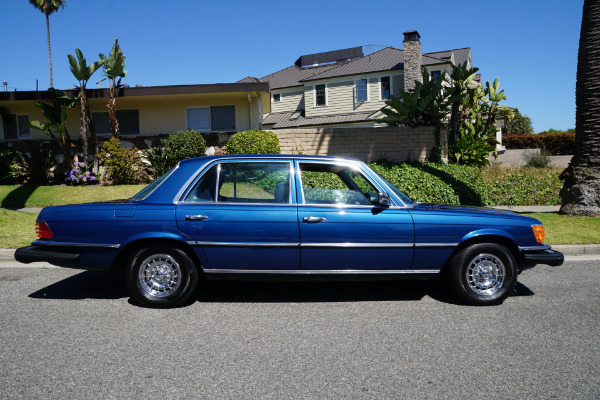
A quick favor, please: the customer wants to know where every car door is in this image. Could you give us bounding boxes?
[176,160,299,271]
[296,160,414,271]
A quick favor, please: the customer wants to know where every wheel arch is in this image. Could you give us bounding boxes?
[444,234,520,271]
[110,237,202,273]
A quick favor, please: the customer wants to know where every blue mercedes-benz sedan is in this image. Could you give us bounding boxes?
[15,155,563,308]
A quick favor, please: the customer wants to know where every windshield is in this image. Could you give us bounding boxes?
[131,167,176,201]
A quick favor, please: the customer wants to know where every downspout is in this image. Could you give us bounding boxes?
[247,93,253,130]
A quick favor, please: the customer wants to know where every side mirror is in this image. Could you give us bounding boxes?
[376,192,390,207]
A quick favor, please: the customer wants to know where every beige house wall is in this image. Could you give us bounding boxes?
[1,91,265,142]
[275,126,447,162]
[271,88,304,113]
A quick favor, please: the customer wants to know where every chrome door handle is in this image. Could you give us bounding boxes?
[185,215,208,221]
[303,216,326,223]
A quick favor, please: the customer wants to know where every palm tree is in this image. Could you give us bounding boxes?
[68,48,103,162]
[560,0,600,216]
[29,0,67,88]
[99,39,126,137]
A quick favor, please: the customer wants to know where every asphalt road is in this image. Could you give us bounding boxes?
[0,260,598,400]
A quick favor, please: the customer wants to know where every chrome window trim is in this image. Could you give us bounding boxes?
[519,245,552,251]
[295,159,398,207]
[177,159,295,205]
[173,162,213,204]
[34,241,121,249]
[204,269,440,275]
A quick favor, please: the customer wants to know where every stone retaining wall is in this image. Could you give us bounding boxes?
[275,126,447,162]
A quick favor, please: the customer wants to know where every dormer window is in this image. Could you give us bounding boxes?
[315,84,327,106]
[380,77,391,100]
[431,70,441,83]
[273,93,281,103]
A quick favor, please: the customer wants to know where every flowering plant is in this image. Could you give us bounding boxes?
[65,162,97,185]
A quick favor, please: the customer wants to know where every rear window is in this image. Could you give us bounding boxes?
[131,167,176,200]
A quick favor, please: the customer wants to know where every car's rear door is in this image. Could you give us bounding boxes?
[176,159,299,271]
[296,160,414,271]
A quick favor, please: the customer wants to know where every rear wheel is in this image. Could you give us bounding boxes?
[126,247,198,308]
[449,243,517,306]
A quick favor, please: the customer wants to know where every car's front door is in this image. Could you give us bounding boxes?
[296,161,414,271]
[176,160,299,271]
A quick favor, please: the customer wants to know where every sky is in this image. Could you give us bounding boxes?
[1,0,583,132]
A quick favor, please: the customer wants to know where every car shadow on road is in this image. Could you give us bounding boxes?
[29,271,128,300]
[28,271,535,305]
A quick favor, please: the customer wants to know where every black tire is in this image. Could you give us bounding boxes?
[448,243,517,306]
[126,247,199,308]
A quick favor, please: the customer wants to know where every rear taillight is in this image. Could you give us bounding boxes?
[36,221,53,239]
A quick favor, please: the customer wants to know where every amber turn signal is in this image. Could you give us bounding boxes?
[532,225,545,244]
[36,221,53,239]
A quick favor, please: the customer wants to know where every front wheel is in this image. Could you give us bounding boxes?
[448,243,517,306]
[126,247,199,308]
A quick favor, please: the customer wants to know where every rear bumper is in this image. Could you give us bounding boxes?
[15,246,80,265]
[519,246,564,269]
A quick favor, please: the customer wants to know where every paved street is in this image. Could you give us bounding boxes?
[0,260,598,399]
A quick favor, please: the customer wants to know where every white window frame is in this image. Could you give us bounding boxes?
[186,106,211,132]
[379,76,392,101]
[355,78,369,102]
[272,93,282,103]
[314,84,328,107]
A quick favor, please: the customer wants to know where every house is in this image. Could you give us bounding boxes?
[0,82,270,146]
[246,31,474,129]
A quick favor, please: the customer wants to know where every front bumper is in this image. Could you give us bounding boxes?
[519,246,564,269]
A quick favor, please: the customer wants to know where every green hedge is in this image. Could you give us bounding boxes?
[369,161,562,206]
[226,130,280,154]
[503,132,574,155]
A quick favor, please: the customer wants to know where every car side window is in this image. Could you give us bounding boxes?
[217,162,291,203]
[184,164,218,202]
[299,163,377,206]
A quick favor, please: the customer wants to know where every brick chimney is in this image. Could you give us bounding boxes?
[403,30,422,92]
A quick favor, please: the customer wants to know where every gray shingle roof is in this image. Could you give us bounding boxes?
[256,46,470,89]
[263,110,377,128]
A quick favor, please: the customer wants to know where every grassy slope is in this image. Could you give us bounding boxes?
[0,209,38,248]
[0,185,147,208]
[524,212,600,245]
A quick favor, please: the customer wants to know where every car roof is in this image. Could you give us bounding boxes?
[178,154,363,167]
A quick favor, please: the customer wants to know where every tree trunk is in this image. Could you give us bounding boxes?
[560,0,600,216]
[79,88,89,163]
[108,78,120,137]
[46,14,53,88]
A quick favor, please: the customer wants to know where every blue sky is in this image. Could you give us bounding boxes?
[1,0,583,132]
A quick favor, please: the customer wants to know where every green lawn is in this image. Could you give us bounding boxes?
[523,212,600,245]
[0,209,38,248]
[0,185,147,208]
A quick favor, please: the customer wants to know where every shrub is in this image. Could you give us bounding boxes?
[0,143,14,184]
[143,146,170,179]
[161,129,207,170]
[226,130,280,154]
[523,150,552,169]
[98,137,143,184]
[503,132,575,155]
[368,161,562,207]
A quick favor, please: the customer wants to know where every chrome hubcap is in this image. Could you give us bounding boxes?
[139,254,181,297]
[466,253,505,296]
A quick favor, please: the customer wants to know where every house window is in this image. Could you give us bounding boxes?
[431,70,441,83]
[211,105,235,131]
[2,114,31,139]
[356,79,368,102]
[187,108,210,131]
[187,106,236,131]
[273,93,281,103]
[315,84,326,106]
[92,110,140,134]
[380,76,391,100]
